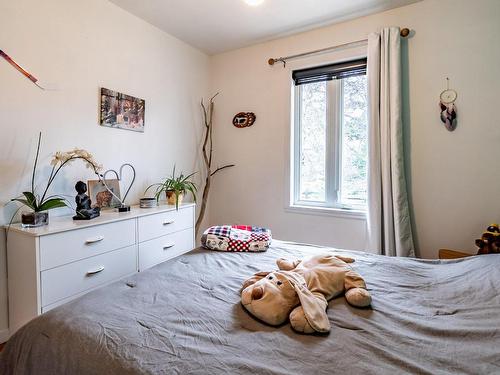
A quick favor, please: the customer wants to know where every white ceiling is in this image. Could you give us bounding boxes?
[109,0,420,55]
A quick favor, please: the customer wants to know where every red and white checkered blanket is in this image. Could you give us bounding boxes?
[201,225,272,252]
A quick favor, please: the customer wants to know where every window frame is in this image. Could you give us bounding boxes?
[289,62,367,218]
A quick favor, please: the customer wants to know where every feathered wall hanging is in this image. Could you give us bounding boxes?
[0,49,48,90]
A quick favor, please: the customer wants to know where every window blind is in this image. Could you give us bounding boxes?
[292,58,367,86]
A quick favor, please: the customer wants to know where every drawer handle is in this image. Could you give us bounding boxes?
[163,243,175,250]
[86,266,105,276]
[163,220,175,225]
[85,236,104,244]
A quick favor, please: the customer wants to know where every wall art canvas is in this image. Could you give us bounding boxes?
[100,88,145,132]
[87,179,121,209]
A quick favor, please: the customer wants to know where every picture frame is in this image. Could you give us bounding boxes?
[87,179,121,209]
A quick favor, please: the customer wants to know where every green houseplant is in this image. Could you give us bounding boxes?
[10,133,102,227]
[145,166,197,210]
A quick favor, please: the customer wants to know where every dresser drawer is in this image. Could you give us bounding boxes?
[138,228,194,271]
[39,219,136,270]
[138,206,193,242]
[41,245,137,307]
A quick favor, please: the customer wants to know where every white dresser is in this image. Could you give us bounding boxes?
[6,203,195,335]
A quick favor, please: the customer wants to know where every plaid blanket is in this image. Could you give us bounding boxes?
[201,225,272,252]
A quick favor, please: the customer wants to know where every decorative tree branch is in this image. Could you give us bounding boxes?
[195,93,234,235]
[210,164,235,177]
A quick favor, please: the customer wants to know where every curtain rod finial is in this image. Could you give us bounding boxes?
[400,28,410,37]
[268,58,275,66]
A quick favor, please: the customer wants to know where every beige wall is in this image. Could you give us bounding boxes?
[0,0,209,340]
[209,0,500,258]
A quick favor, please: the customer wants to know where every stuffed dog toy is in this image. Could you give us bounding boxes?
[241,254,371,334]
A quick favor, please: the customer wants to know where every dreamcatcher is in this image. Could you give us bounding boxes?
[439,78,457,131]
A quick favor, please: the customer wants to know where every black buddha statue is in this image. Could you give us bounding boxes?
[73,181,100,220]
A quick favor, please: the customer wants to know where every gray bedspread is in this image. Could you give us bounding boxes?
[1,241,500,375]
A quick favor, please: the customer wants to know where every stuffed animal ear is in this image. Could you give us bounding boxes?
[240,271,270,292]
[283,272,330,333]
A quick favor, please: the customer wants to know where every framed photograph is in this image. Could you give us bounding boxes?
[88,179,121,209]
[100,87,145,132]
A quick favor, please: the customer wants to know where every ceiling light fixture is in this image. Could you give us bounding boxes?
[244,0,264,6]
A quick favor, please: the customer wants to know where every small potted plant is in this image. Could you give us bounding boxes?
[9,133,102,228]
[145,166,197,210]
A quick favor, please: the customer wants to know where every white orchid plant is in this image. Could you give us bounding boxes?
[11,133,102,215]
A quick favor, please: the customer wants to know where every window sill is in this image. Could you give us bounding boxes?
[285,204,366,220]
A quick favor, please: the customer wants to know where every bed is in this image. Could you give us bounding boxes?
[1,240,499,374]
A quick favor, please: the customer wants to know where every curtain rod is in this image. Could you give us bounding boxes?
[268,28,410,67]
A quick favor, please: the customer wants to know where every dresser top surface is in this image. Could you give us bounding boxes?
[6,202,195,237]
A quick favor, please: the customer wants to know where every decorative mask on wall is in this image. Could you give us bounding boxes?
[439,78,457,131]
[232,112,256,128]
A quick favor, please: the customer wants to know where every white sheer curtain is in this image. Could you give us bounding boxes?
[366,27,415,257]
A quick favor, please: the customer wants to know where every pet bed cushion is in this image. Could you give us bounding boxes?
[201,225,271,252]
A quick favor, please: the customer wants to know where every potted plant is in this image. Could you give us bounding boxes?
[145,166,197,210]
[9,133,102,228]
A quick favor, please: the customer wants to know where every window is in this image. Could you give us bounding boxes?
[291,58,368,212]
